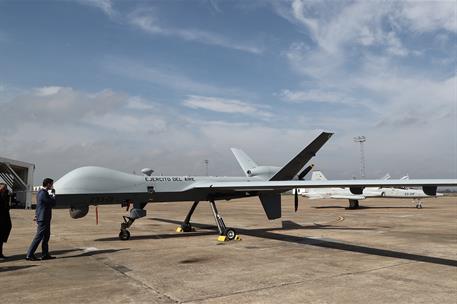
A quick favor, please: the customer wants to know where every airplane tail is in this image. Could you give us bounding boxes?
[381,173,391,180]
[269,132,333,181]
[231,132,332,180]
[230,148,258,177]
[311,171,327,181]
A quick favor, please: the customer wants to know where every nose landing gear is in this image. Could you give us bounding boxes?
[119,216,134,240]
[118,207,147,240]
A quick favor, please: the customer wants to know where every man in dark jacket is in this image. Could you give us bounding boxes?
[0,183,12,259]
[26,178,56,261]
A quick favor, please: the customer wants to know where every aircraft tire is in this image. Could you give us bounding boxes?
[119,229,131,241]
[225,228,236,241]
[181,223,193,232]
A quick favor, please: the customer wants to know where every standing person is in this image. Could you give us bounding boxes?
[0,183,12,259]
[26,178,56,261]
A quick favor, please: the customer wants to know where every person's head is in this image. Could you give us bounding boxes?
[0,183,6,192]
[42,178,54,190]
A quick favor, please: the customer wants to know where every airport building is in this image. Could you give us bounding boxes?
[0,156,35,208]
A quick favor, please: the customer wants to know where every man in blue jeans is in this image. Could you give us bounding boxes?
[26,178,56,261]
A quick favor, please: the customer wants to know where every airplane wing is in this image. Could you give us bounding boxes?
[189,179,455,219]
[269,132,333,180]
[191,179,457,195]
[304,193,366,200]
[330,195,366,200]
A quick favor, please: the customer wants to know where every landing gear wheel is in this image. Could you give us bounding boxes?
[119,229,130,241]
[225,228,236,241]
[181,223,193,232]
[416,204,422,209]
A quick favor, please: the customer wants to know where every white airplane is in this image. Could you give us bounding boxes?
[297,171,443,209]
[54,132,456,241]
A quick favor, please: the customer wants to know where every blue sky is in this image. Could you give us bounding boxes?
[0,0,456,181]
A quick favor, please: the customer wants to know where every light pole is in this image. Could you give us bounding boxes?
[204,159,209,176]
[353,136,367,179]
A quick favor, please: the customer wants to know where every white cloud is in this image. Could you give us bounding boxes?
[384,32,408,57]
[85,112,167,134]
[183,95,271,117]
[76,1,262,54]
[401,1,457,33]
[102,56,250,97]
[290,0,319,34]
[126,96,155,110]
[280,89,343,104]
[127,8,263,54]
[0,84,454,181]
[270,1,456,179]
[127,9,162,33]
[209,0,223,13]
[0,86,281,180]
[77,0,116,17]
[103,57,221,93]
[1,87,127,127]
[35,86,63,96]
[276,0,456,65]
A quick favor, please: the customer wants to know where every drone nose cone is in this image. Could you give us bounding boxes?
[54,166,108,194]
[54,166,147,195]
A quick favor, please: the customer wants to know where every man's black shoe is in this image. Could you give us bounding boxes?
[25,255,40,261]
[0,254,6,259]
[41,255,56,260]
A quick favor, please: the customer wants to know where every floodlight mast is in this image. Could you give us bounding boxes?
[204,159,209,176]
[353,136,366,179]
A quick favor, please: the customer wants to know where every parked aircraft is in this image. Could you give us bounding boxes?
[297,171,444,208]
[54,132,457,241]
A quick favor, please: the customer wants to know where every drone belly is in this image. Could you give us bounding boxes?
[147,177,203,202]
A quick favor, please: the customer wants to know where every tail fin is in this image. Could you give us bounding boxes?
[381,173,391,180]
[311,171,327,181]
[230,148,258,177]
[269,132,333,181]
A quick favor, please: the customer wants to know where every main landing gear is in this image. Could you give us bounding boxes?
[176,200,241,242]
[176,201,199,233]
[209,200,240,242]
[413,198,423,209]
[348,199,360,209]
[119,207,147,240]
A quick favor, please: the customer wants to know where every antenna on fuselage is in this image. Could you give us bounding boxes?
[141,168,154,177]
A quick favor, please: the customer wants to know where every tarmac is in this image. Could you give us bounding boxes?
[0,196,456,304]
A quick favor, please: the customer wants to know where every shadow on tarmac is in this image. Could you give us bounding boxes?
[313,206,434,209]
[57,248,128,259]
[3,248,127,262]
[95,217,457,268]
[0,265,38,273]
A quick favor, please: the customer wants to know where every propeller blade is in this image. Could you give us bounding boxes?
[298,164,314,180]
[294,190,298,212]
